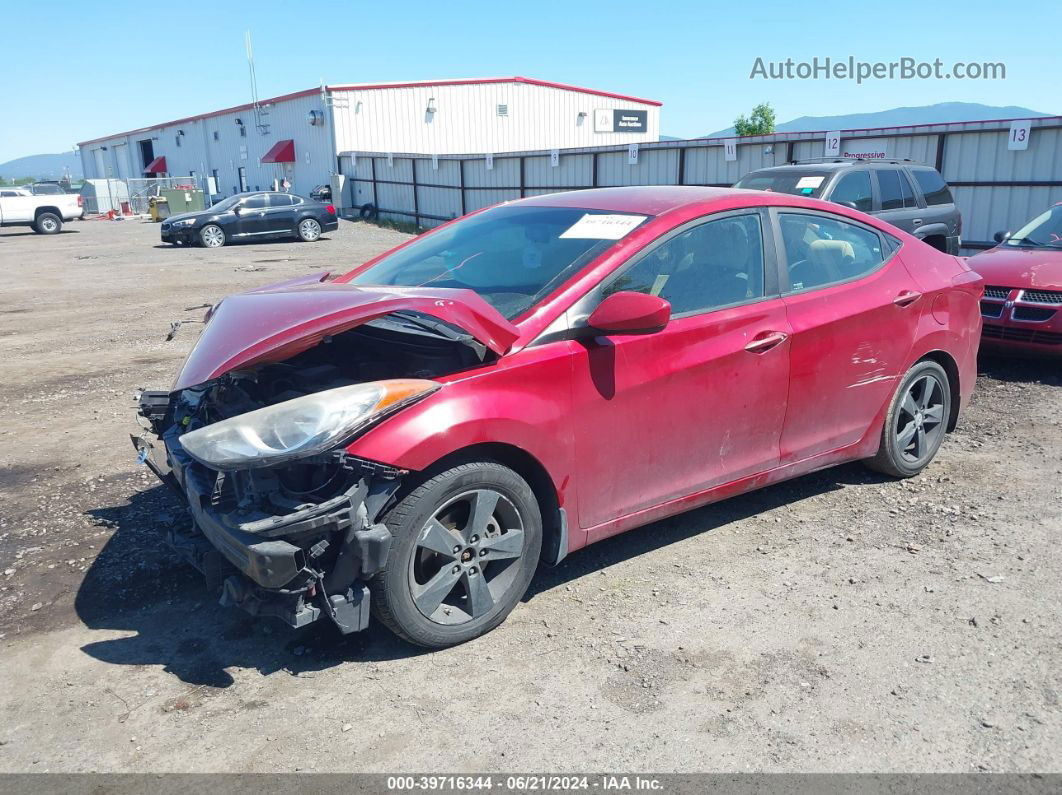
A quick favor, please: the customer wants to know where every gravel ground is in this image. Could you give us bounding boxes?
[0,219,1059,773]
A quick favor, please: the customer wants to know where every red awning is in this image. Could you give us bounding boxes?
[143,156,167,174]
[261,139,296,164]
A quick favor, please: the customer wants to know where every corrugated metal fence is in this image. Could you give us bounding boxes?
[337,116,1062,253]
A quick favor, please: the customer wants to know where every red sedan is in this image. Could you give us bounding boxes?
[967,203,1062,356]
[134,187,982,648]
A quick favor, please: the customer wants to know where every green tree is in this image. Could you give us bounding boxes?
[733,103,777,136]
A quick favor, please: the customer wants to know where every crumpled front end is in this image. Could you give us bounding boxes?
[134,387,402,634]
[132,281,515,633]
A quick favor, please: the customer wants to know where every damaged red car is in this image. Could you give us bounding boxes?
[134,187,982,648]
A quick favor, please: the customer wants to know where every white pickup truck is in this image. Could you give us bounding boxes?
[0,188,83,234]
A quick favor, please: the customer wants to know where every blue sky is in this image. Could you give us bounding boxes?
[3,0,1059,161]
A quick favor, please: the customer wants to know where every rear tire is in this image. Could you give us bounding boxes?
[370,461,542,648]
[34,213,62,234]
[866,359,951,478]
[296,218,322,242]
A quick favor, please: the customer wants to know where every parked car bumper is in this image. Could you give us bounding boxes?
[322,217,339,233]
[979,297,1062,356]
[160,224,196,244]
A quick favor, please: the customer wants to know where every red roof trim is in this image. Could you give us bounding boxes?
[261,139,296,164]
[76,77,662,146]
[143,156,167,174]
[326,76,663,106]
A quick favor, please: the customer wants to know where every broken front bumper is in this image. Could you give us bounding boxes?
[132,425,401,634]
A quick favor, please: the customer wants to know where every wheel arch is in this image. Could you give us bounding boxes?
[917,349,961,432]
[405,442,566,567]
[34,206,61,219]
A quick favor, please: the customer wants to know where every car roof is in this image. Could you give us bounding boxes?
[512,185,842,216]
[749,161,934,173]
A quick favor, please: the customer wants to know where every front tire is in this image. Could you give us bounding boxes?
[34,213,62,234]
[866,359,951,478]
[297,218,322,242]
[199,224,225,248]
[370,461,543,648]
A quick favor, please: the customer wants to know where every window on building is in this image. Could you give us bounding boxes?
[238,167,248,192]
[911,169,954,206]
[877,169,905,211]
[779,213,885,292]
[213,131,220,141]
[603,213,766,315]
[175,135,182,147]
[829,171,873,212]
[497,104,508,117]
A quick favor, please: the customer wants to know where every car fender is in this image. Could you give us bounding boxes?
[343,344,577,512]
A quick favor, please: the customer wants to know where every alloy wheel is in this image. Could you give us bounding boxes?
[895,373,946,464]
[201,226,225,247]
[408,489,526,625]
[299,219,321,240]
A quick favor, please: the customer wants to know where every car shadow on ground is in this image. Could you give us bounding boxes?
[75,462,869,686]
[977,353,1061,386]
[0,229,80,238]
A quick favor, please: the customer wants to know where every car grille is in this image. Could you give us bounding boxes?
[983,324,1062,345]
[979,301,1004,318]
[982,286,1012,299]
[1021,288,1062,304]
[1013,306,1057,322]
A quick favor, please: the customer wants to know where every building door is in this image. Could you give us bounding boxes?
[238,167,248,192]
[113,144,131,179]
[138,140,154,171]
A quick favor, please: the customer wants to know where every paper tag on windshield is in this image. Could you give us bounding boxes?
[795,176,824,189]
[560,214,646,240]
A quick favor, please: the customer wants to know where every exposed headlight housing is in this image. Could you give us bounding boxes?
[173,218,197,227]
[179,379,439,470]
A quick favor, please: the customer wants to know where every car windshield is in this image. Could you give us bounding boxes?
[210,195,244,212]
[1003,205,1062,248]
[350,205,652,320]
[735,170,831,198]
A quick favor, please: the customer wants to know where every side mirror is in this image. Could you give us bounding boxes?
[993,230,1010,244]
[587,291,671,335]
[232,205,242,214]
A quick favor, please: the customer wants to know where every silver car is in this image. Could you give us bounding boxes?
[736,159,961,255]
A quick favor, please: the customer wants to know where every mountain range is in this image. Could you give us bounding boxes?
[0,152,83,181]
[699,102,1052,139]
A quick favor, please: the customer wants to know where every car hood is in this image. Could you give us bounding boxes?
[164,209,209,224]
[172,282,520,391]
[966,246,1062,290]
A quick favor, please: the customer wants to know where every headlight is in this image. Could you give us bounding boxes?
[173,218,197,227]
[179,379,439,470]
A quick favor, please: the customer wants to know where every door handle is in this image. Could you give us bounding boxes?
[745,331,788,353]
[893,290,923,307]
[913,218,923,226]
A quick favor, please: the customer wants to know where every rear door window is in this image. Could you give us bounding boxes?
[877,170,905,211]
[778,213,885,292]
[828,171,873,212]
[267,193,293,208]
[898,171,918,208]
[911,169,954,206]
[735,171,830,198]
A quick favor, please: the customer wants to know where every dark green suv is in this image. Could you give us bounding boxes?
[736,159,961,254]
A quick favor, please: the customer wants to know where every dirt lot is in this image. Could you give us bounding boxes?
[0,219,1059,773]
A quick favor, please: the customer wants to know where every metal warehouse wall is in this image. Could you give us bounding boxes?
[330,82,660,155]
[344,117,1062,252]
[79,92,335,197]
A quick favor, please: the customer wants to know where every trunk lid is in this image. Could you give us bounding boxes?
[172,283,520,391]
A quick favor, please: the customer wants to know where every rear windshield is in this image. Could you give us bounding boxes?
[351,205,652,320]
[735,170,831,198]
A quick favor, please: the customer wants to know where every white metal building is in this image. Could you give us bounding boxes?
[76,77,662,200]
